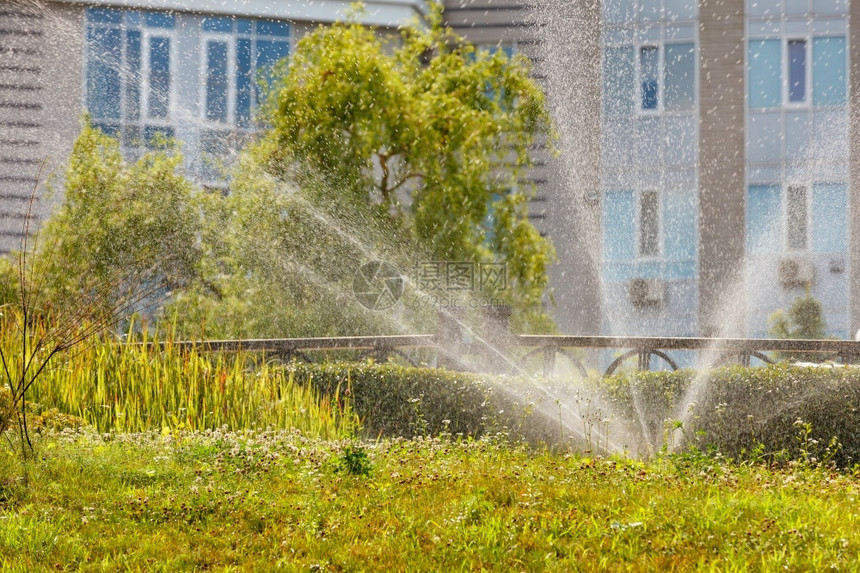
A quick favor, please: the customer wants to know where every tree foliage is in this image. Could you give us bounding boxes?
[246,7,557,331]
[35,122,201,314]
[769,289,828,362]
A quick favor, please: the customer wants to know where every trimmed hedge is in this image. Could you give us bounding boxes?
[600,364,860,466]
[286,362,525,439]
[290,362,860,466]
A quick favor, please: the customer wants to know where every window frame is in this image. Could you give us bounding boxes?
[783,36,811,108]
[197,18,292,131]
[84,9,176,147]
[200,32,238,126]
[636,43,663,114]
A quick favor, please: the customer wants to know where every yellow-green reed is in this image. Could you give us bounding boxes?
[0,313,358,438]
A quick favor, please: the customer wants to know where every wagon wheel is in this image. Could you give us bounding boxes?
[520,346,589,378]
[604,349,679,376]
[713,351,775,368]
[356,347,418,367]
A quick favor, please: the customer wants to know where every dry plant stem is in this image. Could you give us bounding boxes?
[0,164,171,458]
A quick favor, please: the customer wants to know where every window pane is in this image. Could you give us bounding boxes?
[603,46,635,116]
[256,40,289,70]
[603,0,634,25]
[148,36,170,118]
[665,0,696,20]
[748,112,781,163]
[237,19,252,34]
[144,12,175,29]
[255,40,289,104]
[786,185,807,250]
[663,190,697,260]
[202,17,233,33]
[126,30,141,120]
[125,11,142,27]
[640,46,659,110]
[638,0,660,21]
[87,8,123,24]
[812,183,847,253]
[748,39,781,108]
[604,190,636,261]
[788,39,807,103]
[144,126,174,147]
[92,122,120,138]
[813,36,846,106]
[257,21,290,37]
[86,27,122,120]
[236,38,252,127]
[786,0,808,15]
[747,185,782,254]
[206,41,229,122]
[664,43,695,111]
[639,190,660,257]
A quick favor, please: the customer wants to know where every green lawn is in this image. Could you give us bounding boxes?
[1,432,859,571]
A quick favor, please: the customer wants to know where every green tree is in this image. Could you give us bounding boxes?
[239,5,557,332]
[769,289,828,362]
[35,121,201,316]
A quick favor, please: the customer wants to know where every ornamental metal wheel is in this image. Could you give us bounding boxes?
[520,346,589,378]
[604,349,679,376]
[355,347,418,366]
[712,351,774,368]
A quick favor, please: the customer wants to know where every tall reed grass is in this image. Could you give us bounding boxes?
[0,314,357,439]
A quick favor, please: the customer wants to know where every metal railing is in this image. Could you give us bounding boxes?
[143,334,860,376]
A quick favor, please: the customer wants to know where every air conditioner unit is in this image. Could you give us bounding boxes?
[628,278,666,308]
[778,257,814,289]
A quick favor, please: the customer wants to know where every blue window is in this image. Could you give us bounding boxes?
[202,17,233,33]
[813,37,846,106]
[257,21,290,37]
[811,183,847,253]
[148,37,171,118]
[747,185,782,254]
[201,19,290,129]
[86,27,122,120]
[126,30,141,120]
[144,12,175,29]
[664,43,695,111]
[255,39,289,97]
[663,191,697,261]
[236,38,253,127]
[85,8,173,142]
[206,41,229,122]
[144,125,174,146]
[748,39,781,108]
[640,46,659,110]
[604,46,635,116]
[604,190,636,261]
[749,36,846,108]
[788,40,807,103]
[87,8,122,24]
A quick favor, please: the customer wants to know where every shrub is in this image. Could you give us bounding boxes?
[287,362,502,439]
[600,364,860,466]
